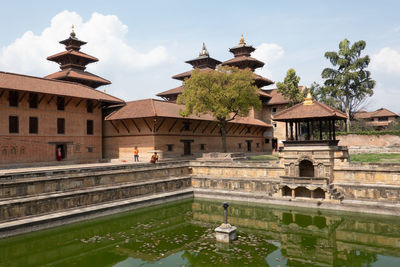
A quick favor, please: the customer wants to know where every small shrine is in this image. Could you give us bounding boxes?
[273,91,349,201]
[45,26,111,88]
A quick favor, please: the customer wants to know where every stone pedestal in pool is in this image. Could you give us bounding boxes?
[215,223,237,243]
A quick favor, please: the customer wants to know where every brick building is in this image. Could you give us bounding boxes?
[354,108,399,129]
[0,30,123,166]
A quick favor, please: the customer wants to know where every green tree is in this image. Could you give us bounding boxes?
[322,39,375,132]
[177,66,261,152]
[277,68,304,107]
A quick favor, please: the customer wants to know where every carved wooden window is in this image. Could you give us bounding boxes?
[57,96,65,111]
[57,118,65,134]
[29,117,38,134]
[29,93,38,108]
[9,91,18,107]
[9,116,19,133]
[87,100,93,113]
[87,120,94,135]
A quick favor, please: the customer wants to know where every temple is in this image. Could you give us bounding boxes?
[45,26,111,88]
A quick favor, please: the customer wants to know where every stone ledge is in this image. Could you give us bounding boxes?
[0,189,194,239]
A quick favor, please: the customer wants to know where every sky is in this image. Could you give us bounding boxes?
[0,0,399,112]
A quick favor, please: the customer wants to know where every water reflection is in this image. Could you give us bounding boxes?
[0,199,400,266]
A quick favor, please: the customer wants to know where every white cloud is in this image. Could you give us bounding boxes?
[252,43,284,81]
[0,10,170,90]
[370,47,400,75]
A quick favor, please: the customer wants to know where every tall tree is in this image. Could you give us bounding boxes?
[276,68,304,107]
[177,66,261,152]
[322,39,375,132]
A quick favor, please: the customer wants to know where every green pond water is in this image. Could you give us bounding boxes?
[1,199,400,267]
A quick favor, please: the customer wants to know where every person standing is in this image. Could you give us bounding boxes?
[134,146,139,162]
[56,147,62,161]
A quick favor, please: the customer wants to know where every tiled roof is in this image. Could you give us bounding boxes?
[262,89,289,105]
[47,50,98,62]
[0,71,123,103]
[156,86,183,97]
[253,73,274,87]
[105,98,271,127]
[171,67,214,80]
[45,68,111,85]
[273,100,347,121]
[221,56,264,68]
[354,108,399,119]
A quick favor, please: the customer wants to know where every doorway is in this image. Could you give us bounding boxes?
[55,144,66,160]
[180,140,193,156]
[246,140,252,152]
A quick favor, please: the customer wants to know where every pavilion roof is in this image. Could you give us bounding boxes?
[273,99,347,121]
[105,98,271,127]
[47,50,99,63]
[45,68,111,88]
[0,71,122,103]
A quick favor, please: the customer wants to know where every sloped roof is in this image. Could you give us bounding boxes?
[156,86,183,97]
[0,71,122,103]
[221,56,264,68]
[105,98,271,127]
[45,68,111,85]
[171,67,214,80]
[273,100,347,121]
[354,108,399,119]
[261,89,289,105]
[47,50,98,62]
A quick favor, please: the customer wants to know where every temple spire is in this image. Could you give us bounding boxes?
[70,25,76,38]
[303,89,314,105]
[199,42,209,57]
[238,34,246,46]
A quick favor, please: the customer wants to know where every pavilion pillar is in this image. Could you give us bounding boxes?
[295,122,298,141]
[333,119,336,140]
[285,122,288,140]
[290,122,294,140]
[319,119,323,140]
[311,120,314,140]
[328,119,332,140]
[307,121,310,140]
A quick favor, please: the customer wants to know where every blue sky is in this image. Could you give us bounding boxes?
[0,0,399,112]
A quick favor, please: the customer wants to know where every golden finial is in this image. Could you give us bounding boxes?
[303,89,314,105]
[238,34,246,46]
[199,42,209,56]
[70,24,76,38]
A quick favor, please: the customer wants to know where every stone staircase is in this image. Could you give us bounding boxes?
[0,162,193,236]
[328,184,344,202]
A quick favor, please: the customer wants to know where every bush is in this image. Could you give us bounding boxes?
[336,130,400,137]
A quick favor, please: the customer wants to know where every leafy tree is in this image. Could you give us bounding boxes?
[177,66,261,152]
[322,39,375,132]
[277,68,304,107]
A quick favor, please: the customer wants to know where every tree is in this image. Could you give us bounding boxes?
[322,39,375,132]
[177,66,261,152]
[276,68,304,107]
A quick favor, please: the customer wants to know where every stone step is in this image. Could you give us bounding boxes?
[0,164,191,199]
[0,176,191,223]
[0,188,194,239]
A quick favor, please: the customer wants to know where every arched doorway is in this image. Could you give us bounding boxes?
[313,188,325,199]
[282,186,291,197]
[299,160,314,177]
[294,186,311,198]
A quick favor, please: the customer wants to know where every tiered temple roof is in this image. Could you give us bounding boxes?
[45,26,111,89]
[157,36,274,102]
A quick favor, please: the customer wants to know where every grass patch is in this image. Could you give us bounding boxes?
[248,155,279,161]
[350,153,400,163]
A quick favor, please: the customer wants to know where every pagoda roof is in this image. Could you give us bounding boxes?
[0,71,122,103]
[253,73,274,87]
[47,50,99,63]
[156,86,183,97]
[273,99,347,122]
[45,68,111,88]
[105,98,271,128]
[221,56,264,70]
[172,67,214,81]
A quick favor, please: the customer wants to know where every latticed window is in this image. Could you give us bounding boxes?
[9,116,19,133]
[9,91,18,107]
